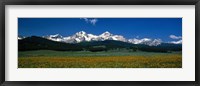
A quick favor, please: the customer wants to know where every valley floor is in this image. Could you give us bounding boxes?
[18,50,182,68]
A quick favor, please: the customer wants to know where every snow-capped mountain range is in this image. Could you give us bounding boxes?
[42,31,127,43]
[18,31,182,46]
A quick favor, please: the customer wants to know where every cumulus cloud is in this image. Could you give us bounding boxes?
[80,18,98,26]
[169,35,182,39]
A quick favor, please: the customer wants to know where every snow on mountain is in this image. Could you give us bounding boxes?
[75,31,87,37]
[87,34,99,41]
[51,31,127,43]
[98,31,126,42]
[148,39,162,46]
[128,38,162,46]
[169,40,182,44]
[18,35,26,40]
[29,31,170,46]
[62,31,99,43]
[98,31,113,41]
[110,35,126,42]
[128,38,151,44]
[99,31,112,38]
[44,34,63,42]
[18,37,23,40]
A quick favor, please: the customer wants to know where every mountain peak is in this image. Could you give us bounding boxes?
[52,34,60,36]
[100,31,112,37]
[18,35,26,40]
[76,31,87,36]
[44,34,63,42]
[80,31,86,34]
[104,31,110,33]
[50,34,62,38]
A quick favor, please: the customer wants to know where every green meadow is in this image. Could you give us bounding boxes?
[18,50,182,68]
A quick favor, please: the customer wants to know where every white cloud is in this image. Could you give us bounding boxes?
[169,35,182,39]
[80,18,98,26]
[169,40,182,44]
[89,19,98,25]
[82,18,89,22]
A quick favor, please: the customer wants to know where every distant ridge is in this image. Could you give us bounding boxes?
[19,31,182,46]
[18,36,182,52]
[18,36,83,51]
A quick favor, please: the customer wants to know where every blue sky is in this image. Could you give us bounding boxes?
[18,18,182,42]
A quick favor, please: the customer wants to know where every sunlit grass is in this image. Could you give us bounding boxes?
[18,52,182,68]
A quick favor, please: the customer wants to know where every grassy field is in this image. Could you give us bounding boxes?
[18,50,182,68]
